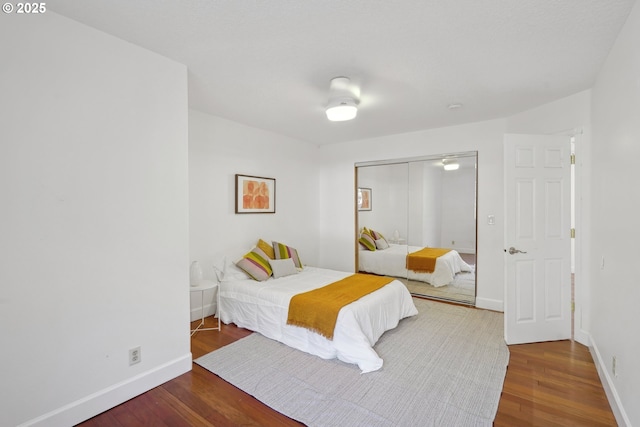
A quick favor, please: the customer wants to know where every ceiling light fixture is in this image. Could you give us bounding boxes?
[443,159,459,171]
[326,77,359,122]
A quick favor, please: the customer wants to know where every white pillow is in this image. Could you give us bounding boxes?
[269,258,298,279]
[375,238,390,250]
[223,259,251,281]
[213,257,226,282]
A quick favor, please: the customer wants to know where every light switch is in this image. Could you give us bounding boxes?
[487,215,495,225]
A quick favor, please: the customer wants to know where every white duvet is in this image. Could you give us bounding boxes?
[359,244,472,287]
[219,266,418,373]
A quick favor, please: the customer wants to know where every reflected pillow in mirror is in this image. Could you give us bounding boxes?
[369,229,387,242]
[269,258,298,278]
[359,233,376,251]
[375,238,389,250]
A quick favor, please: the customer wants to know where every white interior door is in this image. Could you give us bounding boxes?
[504,134,571,345]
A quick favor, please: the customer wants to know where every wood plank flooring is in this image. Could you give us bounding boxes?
[79,310,616,426]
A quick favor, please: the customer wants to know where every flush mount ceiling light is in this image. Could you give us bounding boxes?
[443,159,460,171]
[326,97,358,121]
[326,77,359,122]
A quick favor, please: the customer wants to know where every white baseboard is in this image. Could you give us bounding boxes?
[574,327,590,347]
[475,297,503,312]
[190,302,218,322]
[20,354,192,427]
[589,336,631,427]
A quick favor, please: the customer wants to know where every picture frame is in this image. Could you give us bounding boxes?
[235,174,276,214]
[358,187,372,211]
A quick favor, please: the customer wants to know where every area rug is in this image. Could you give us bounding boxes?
[196,298,509,427]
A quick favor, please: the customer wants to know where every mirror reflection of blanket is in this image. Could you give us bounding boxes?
[406,248,451,273]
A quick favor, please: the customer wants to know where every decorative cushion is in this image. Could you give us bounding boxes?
[235,247,272,281]
[257,238,275,259]
[375,238,390,250]
[369,229,386,241]
[359,233,376,251]
[269,258,298,279]
[272,241,303,269]
[370,229,389,247]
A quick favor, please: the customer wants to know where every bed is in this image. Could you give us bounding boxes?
[358,243,472,287]
[219,265,418,373]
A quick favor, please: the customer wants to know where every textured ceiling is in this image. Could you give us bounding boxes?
[49,0,635,145]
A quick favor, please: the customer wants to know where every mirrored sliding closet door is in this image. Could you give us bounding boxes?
[356,152,477,305]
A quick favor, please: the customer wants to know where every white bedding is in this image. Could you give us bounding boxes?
[358,244,472,287]
[219,266,418,373]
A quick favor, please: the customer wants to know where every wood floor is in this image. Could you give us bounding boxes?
[79,310,616,427]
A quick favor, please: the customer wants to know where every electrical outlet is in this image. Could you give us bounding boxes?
[129,346,141,366]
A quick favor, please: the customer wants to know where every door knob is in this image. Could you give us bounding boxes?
[508,246,527,255]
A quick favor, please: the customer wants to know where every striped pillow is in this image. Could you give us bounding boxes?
[236,246,272,281]
[257,238,275,259]
[369,229,386,242]
[359,233,376,251]
[272,241,303,269]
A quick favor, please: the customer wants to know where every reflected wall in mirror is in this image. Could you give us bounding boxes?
[356,152,477,305]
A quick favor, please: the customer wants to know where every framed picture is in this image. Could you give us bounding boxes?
[358,187,372,211]
[235,174,276,213]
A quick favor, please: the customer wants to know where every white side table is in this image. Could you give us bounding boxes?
[190,280,220,336]
[388,238,406,244]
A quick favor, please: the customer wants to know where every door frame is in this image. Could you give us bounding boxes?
[571,129,588,346]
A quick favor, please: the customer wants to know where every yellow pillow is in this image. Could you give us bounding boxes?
[257,238,275,260]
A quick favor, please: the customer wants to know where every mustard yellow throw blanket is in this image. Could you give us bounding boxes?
[406,248,451,273]
[287,274,394,340]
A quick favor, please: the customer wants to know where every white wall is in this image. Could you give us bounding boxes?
[589,2,640,425]
[188,110,321,318]
[318,120,506,311]
[0,13,190,427]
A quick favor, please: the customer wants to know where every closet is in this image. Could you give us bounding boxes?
[355,152,477,304]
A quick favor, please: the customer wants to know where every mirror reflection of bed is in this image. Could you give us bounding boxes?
[356,152,477,305]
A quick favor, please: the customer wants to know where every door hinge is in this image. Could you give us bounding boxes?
[570,228,575,239]
[570,153,576,165]
[571,301,575,313]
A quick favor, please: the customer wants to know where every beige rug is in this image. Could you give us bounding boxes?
[196,298,509,427]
